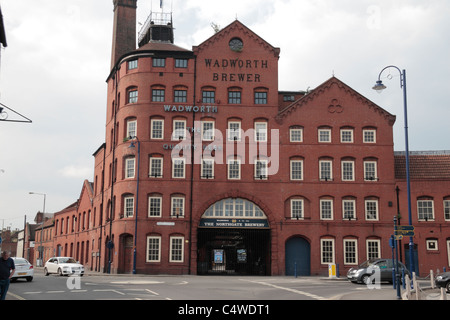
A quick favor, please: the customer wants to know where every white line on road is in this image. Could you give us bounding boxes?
[241,279,327,300]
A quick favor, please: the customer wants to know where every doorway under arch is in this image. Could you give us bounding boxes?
[197,198,271,275]
[285,237,311,276]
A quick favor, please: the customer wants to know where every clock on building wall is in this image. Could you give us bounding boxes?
[229,38,243,52]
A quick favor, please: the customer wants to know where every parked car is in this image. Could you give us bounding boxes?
[435,272,450,292]
[347,258,410,284]
[10,257,33,282]
[44,257,84,276]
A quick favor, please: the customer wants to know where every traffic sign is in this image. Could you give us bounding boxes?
[394,225,415,237]
[394,230,415,237]
[394,225,415,231]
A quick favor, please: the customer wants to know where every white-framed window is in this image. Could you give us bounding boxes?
[290,199,304,219]
[344,239,358,265]
[201,121,215,141]
[228,121,241,141]
[128,59,138,70]
[320,199,333,220]
[153,58,166,67]
[364,161,378,181]
[125,158,135,179]
[365,199,379,220]
[426,239,438,251]
[319,160,333,181]
[321,238,335,264]
[290,128,303,142]
[170,237,184,262]
[418,199,434,221]
[318,129,331,143]
[444,200,450,221]
[341,161,354,181]
[340,129,353,143]
[151,119,164,140]
[171,196,185,218]
[124,195,134,218]
[148,196,162,217]
[343,199,356,220]
[227,158,241,180]
[363,129,376,143]
[172,158,185,179]
[255,159,268,180]
[126,119,137,139]
[149,157,163,178]
[366,239,381,260]
[255,122,267,142]
[146,236,161,262]
[172,119,186,140]
[290,160,303,181]
[201,159,214,179]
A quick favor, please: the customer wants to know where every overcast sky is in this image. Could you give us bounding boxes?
[0,0,449,230]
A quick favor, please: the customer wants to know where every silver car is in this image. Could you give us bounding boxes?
[11,257,34,282]
[347,258,410,284]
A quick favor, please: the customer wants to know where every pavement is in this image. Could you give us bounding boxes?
[5,268,448,300]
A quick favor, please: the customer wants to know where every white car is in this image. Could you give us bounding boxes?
[11,257,34,282]
[44,257,84,276]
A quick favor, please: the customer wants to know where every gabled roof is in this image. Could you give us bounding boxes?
[275,76,396,125]
[395,151,450,180]
[193,20,280,57]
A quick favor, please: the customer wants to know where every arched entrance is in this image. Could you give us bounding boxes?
[197,198,271,275]
[285,237,311,276]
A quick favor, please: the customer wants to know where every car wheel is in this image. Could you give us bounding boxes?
[44,268,49,276]
[26,276,33,282]
[446,281,450,293]
[58,268,64,276]
[361,274,373,285]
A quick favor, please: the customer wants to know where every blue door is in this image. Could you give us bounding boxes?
[285,237,310,276]
[404,244,419,275]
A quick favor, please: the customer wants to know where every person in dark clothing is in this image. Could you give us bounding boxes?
[0,251,15,300]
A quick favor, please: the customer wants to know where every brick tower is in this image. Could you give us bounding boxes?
[111,0,138,69]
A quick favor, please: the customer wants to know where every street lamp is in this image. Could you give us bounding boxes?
[372,66,415,276]
[29,192,46,267]
[128,136,140,274]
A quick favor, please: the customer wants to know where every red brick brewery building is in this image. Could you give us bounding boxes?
[49,0,450,276]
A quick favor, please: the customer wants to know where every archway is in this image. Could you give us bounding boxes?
[285,237,311,276]
[197,198,271,275]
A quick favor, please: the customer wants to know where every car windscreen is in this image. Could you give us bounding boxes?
[358,259,377,268]
[60,258,77,264]
[13,258,28,264]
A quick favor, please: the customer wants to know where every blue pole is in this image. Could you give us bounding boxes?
[402,69,415,276]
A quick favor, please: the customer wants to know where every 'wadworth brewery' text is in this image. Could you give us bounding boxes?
[205,58,269,83]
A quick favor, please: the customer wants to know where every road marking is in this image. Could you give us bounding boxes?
[242,279,327,300]
[93,289,126,295]
[7,292,26,300]
[110,280,164,285]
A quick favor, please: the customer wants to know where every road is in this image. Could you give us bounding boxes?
[6,268,417,301]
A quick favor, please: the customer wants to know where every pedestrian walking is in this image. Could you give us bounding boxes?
[0,251,15,300]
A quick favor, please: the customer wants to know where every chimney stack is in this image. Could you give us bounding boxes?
[111,0,138,69]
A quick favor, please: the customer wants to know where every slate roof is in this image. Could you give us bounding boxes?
[394,151,450,180]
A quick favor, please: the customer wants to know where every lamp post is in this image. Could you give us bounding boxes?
[372,66,415,276]
[128,136,140,274]
[29,192,46,266]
